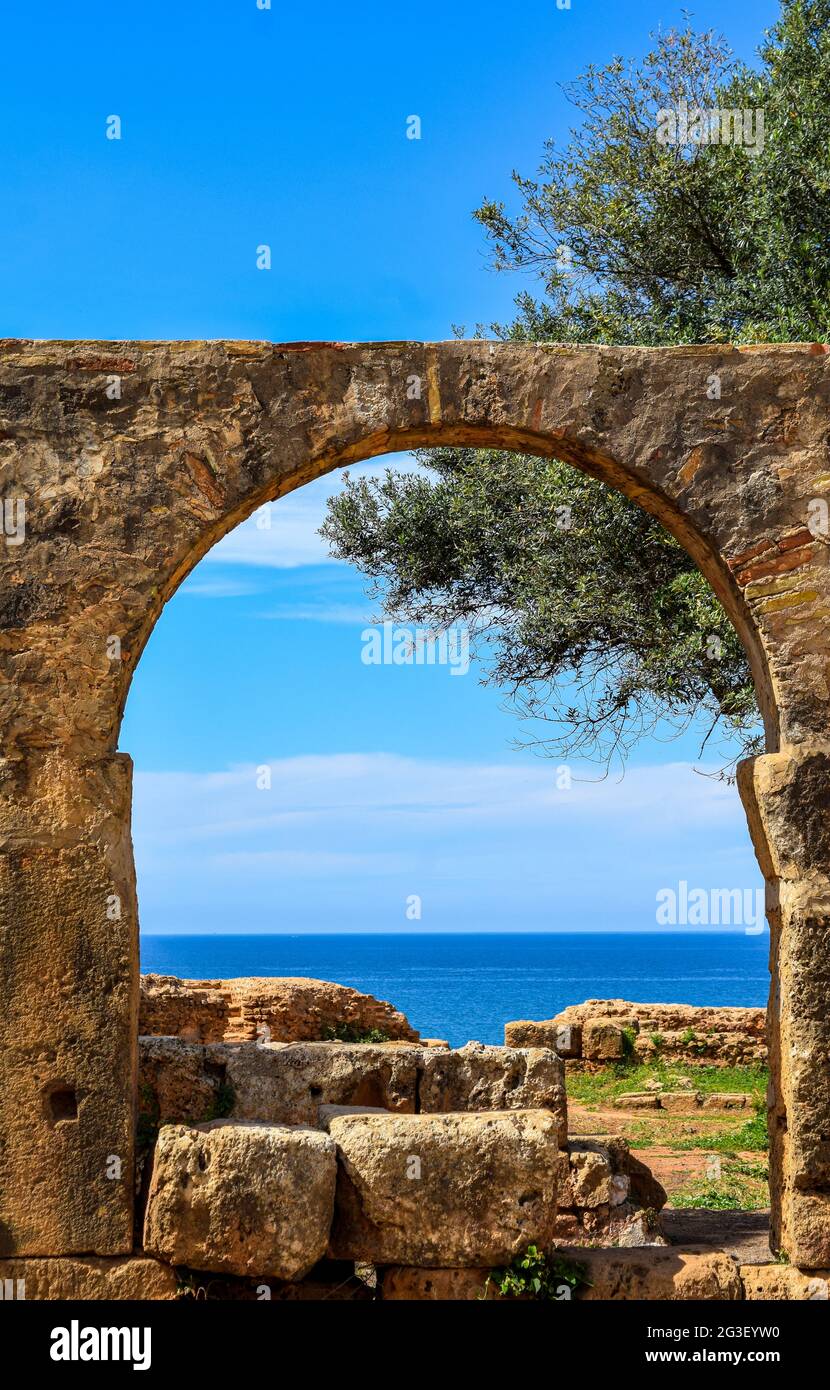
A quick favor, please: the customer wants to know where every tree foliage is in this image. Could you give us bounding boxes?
[322,1,830,767]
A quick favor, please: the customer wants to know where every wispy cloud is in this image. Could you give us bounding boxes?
[254,603,372,625]
[134,753,745,842]
[204,454,426,569]
[179,578,262,599]
[132,753,761,934]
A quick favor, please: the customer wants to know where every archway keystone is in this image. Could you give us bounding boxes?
[0,339,828,1265]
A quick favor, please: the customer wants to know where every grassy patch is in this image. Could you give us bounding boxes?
[567,1061,767,1107]
[672,1103,768,1154]
[672,1155,769,1210]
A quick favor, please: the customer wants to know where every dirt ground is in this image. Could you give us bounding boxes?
[568,1098,772,1260]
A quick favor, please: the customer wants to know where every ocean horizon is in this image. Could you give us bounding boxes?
[140,931,771,1048]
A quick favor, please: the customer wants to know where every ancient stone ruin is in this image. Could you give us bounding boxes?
[507,1000,768,1067]
[139,973,420,1044]
[2,338,830,1292]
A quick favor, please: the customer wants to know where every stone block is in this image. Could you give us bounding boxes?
[0,792,137,1257]
[139,1036,217,1127]
[568,1143,613,1209]
[786,1190,830,1270]
[328,1109,559,1267]
[218,1041,423,1124]
[611,1092,659,1110]
[0,1257,178,1300]
[583,1020,626,1061]
[555,1024,582,1057]
[562,1245,742,1300]
[659,1091,703,1112]
[503,1018,582,1055]
[143,1121,336,1280]
[740,1263,830,1300]
[418,1042,566,1141]
[703,1092,750,1109]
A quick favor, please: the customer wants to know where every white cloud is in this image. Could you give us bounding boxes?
[134,753,747,848]
[131,754,762,932]
[205,453,425,569]
[179,578,261,598]
[254,603,372,625]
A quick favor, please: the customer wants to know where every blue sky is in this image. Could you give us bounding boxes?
[1,0,779,934]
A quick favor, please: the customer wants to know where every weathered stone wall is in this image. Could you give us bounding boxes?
[139,974,419,1044]
[2,338,830,1267]
[507,1000,767,1067]
[137,1038,568,1138]
[3,1248,827,1301]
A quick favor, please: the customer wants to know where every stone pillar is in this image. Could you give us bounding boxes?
[0,752,137,1255]
[738,749,830,1269]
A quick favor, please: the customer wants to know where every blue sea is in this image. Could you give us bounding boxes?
[140,932,770,1048]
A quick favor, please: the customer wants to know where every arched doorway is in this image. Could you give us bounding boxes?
[0,338,828,1267]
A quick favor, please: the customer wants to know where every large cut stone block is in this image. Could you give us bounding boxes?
[0,1256,178,1300]
[504,1019,582,1056]
[208,1041,422,1124]
[327,1109,559,1267]
[143,1121,336,1279]
[381,1267,499,1300]
[139,1036,568,1134]
[138,1036,219,1130]
[786,1191,830,1271]
[418,1042,566,1141]
[583,1019,626,1061]
[0,757,137,1255]
[561,1245,742,1300]
[740,1263,830,1300]
[382,1248,742,1300]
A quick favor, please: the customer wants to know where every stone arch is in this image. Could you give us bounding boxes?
[118,417,779,757]
[1,339,829,1267]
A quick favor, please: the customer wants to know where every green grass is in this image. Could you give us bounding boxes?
[672,1104,768,1155]
[672,1155,769,1210]
[566,1060,768,1107]
[610,1101,768,1155]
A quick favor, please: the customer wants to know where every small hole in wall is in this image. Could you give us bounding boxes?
[43,1085,78,1126]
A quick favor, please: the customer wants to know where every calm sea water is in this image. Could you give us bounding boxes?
[140,932,770,1048]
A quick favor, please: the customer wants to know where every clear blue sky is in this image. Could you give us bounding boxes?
[1,0,779,934]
